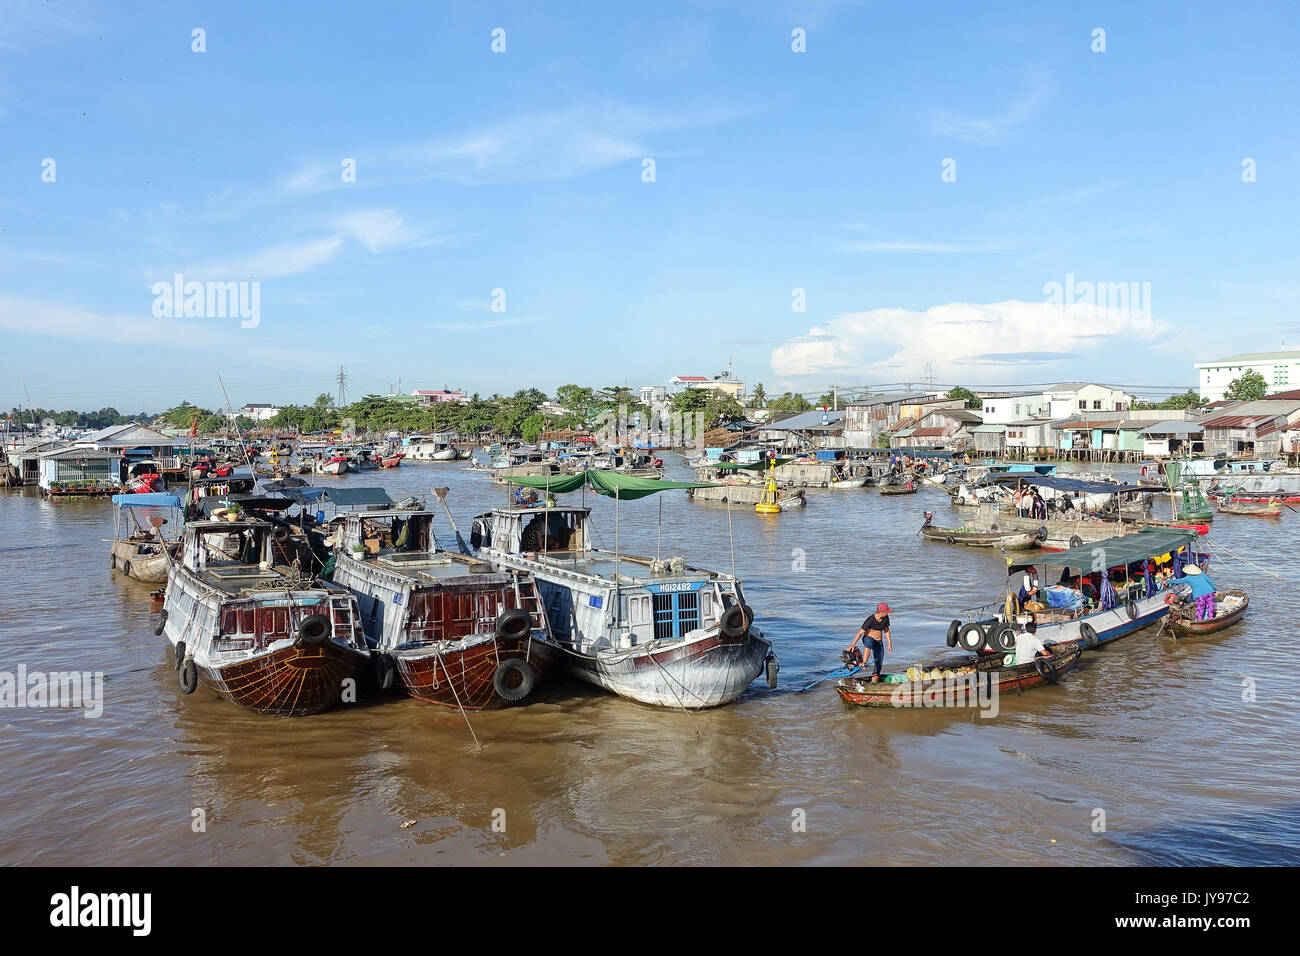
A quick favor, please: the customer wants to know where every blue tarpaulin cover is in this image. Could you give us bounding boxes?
[111,493,182,508]
[1043,586,1083,610]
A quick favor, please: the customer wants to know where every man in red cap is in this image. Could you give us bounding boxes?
[846,603,893,682]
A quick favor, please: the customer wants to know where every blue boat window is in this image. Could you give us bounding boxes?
[652,591,700,639]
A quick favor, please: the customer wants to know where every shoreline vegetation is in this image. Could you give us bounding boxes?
[6,383,1219,444]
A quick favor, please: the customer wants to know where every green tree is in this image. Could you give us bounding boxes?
[521,413,546,443]
[766,392,814,416]
[1225,369,1268,402]
[947,386,984,409]
[747,383,767,408]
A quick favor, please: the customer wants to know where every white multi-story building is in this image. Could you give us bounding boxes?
[236,403,281,421]
[980,383,1134,424]
[1195,350,1300,402]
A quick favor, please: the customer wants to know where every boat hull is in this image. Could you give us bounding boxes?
[393,632,559,709]
[110,540,172,583]
[197,640,366,716]
[564,629,773,709]
[835,645,1082,706]
[1167,589,1248,637]
[919,526,1039,549]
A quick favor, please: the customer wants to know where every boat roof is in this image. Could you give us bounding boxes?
[991,474,1137,494]
[111,492,182,508]
[188,517,276,530]
[1009,528,1197,573]
[284,486,394,507]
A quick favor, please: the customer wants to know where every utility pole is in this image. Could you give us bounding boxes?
[336,365,347,407]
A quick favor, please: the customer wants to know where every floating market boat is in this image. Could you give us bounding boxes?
[124,459,166,494]
[327,502,560,709]
[109,492,182,583]
[918,511,1039,549]
[159,514,368,716]
[1216,497,1283,517]
[1162,588,1249,638]
[472,470,778,709]
[940,528,1206,654]
[834,643,1082,707]
[878,481,918,495]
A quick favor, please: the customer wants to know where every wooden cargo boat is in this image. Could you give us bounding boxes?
[328,504,559,709]
[919,512,1039,549]
[110,492,182,583]
[940,528,1207,655]
[473,470,777,709]
[835,643,1082,707]
[1163,588,1249,638]
[160,515,368,715]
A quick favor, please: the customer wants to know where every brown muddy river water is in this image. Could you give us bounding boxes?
[2,462,1297,865]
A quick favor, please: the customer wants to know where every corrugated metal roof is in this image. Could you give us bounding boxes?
[1200,414,1282,429]
[1195,350,1300,366]
[762,409,845,431]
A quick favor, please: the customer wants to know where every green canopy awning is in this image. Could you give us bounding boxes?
[506,469,718,500]
[1010,527,1197,574]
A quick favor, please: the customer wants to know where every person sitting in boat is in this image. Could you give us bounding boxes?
[1182,564,1217,620]
[845,603,893,683]
[1014,621,1052,666]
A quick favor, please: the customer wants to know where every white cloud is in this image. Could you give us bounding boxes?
[195,237,344,279]
[771,300,1166,381]
[335,209,428,253]
[0,295,221,348]
[433,316,538,332]
[930,79,1051,145]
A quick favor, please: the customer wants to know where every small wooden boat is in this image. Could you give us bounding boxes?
[919,513,1039,549]
[110,493,183,583]
[834,643,1083,707]
[378,453,404,468]
[828,475,868,489]
[879,482,918,496]
[1216,499,1283,517]
[1163,588,1249,638]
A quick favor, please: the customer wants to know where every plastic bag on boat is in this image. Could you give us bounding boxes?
[1043,585,1082,610]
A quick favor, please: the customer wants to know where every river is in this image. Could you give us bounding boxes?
[1,460,1296,865]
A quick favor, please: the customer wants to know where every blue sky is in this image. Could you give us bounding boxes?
[1,0,1298,412]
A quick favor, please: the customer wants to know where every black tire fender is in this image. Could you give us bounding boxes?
[373,652,395,691]
[121,560,133,577]
[492,658,535,702]
[178,659,198,694]
[1034,657,1057,682]
[991,624,1017,653]
[945,619,962,648]
[154,609,168,637]
[945,534,955,544]
[1078,622,1100,648]
[297,613,331,645]
[957,622,986,652]
[720,605,748,638]
[494,608,532,641]
[1125,596,1139,620]
[174,640,186,671]
[1069,535,1084,549]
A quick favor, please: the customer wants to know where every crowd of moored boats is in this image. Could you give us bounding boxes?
[82,439,1277,722]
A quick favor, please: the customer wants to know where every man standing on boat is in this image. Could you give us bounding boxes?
[846,603,893,682]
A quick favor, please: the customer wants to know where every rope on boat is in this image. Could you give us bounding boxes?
[430,645,482,750]
[645,649,704,736]
[1205,539,1300,581]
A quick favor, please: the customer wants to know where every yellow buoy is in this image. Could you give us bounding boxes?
[755,455,782,514]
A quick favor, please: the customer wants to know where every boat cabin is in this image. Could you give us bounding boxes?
[180,516,309,586]
[472,505,593,555]
[473,505,747,652]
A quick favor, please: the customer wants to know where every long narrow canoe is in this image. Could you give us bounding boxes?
[919,523,1040,549]
[1165,588,1249,637]
[834,643,1082,707]
[1216,500,1283,517]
